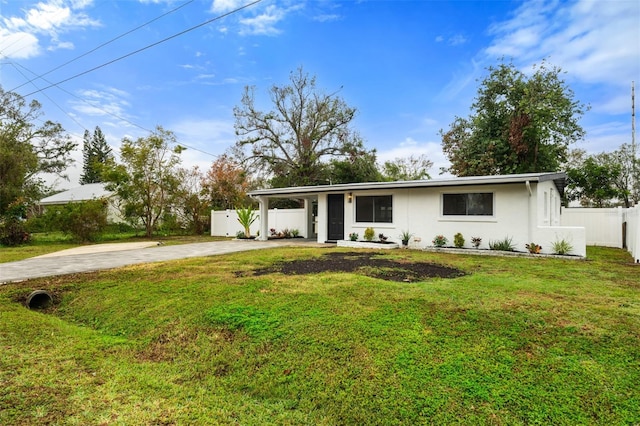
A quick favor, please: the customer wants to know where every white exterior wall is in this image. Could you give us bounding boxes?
[337,181,585,256]
[211,208,308,238]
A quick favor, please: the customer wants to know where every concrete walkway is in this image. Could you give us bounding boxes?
[0,240,328,284]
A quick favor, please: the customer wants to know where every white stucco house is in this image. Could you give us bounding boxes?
[39,183,123,223]
[248,172,587,257]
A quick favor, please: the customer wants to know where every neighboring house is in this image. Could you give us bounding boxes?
[39,183,123,223]
[248,172,587,257]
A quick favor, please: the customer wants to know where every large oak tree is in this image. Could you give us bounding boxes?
[233,67,369,187]
[440,61,587,176]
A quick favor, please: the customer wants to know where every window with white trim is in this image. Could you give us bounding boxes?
[442,193,493,216]
[355,195,393,223]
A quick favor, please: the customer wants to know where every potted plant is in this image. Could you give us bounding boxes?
[400,230,413,247]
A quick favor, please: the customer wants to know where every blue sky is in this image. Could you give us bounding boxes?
[1,0,639,188]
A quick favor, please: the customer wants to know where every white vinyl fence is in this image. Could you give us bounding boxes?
[626,205,640,263]
[211,208,307,238]
[561,207,640,263]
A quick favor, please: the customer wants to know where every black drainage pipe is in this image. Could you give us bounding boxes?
[25,290,53,309]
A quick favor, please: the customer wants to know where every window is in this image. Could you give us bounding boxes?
[356,195,392,223]
[442,193,493,216]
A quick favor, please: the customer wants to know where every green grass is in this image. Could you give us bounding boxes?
[0,246,638,425]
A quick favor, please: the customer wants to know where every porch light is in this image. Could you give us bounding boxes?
[347,192,353,203]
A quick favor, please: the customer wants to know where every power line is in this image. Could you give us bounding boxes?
[5,59,220,159]
[9,0,196,92]
[23,0,263,98]
[6,61,88,132]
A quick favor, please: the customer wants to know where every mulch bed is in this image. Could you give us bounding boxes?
[243,251,466,283]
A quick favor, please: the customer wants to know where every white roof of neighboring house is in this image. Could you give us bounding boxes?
[248,172,567,198]
[39,183,113,205]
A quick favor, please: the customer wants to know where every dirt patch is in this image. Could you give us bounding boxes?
[244,251,466,282]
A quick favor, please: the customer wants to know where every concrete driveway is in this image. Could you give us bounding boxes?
[0,240,327,284]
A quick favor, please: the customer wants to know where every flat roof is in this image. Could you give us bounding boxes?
[248,172,567,198]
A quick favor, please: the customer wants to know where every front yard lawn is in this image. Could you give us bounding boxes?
[0,246,638,424]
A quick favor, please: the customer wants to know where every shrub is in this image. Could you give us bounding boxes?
[0,217,31,246]
[349,232,358,241]
[0,200,31,246]
[57,199,108,242]
[291,229,300,238]
[378,233,388,242]
[552,238,573,255]
[432,235,448,247]
[525,243,542,254]
[364,227,375,241]
[236,206,257,238]
[489,236,515,251]
[453,232,465,248]
[471,236,482,249]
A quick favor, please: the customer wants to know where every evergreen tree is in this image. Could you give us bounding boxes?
[80,126,112,184]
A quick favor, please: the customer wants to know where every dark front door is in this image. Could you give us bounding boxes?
[327,194,344,242]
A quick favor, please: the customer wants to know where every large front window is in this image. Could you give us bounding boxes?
[356,195,393,223]
[443,193,493,216]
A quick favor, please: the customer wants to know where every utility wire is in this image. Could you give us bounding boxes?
[23,0,262,98]
[6,59,219,159]
[6,60,88,131]
[10,0,195,92]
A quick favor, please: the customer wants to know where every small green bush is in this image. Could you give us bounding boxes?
[453,232,465,248]
[489,236,515,251]
[364,227,375,241]
[57,199,109,242]
[552,238,573,255]
[349,232,358,241]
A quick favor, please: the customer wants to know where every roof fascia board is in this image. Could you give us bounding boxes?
[248,173,567,198]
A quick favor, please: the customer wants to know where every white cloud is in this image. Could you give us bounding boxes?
[70,87,132,119]
[435,33,468,46]
[171,117,235,146]
[377,138,450,177]
[211,0,245,14]
[313,14,341,23]
[0,0,99,59]
[48,40,74,51]
[239,5,286,36]
[485,0,640,87]
[0,30,40,58]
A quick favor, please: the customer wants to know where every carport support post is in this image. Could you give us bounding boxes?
[257,196,269,241]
